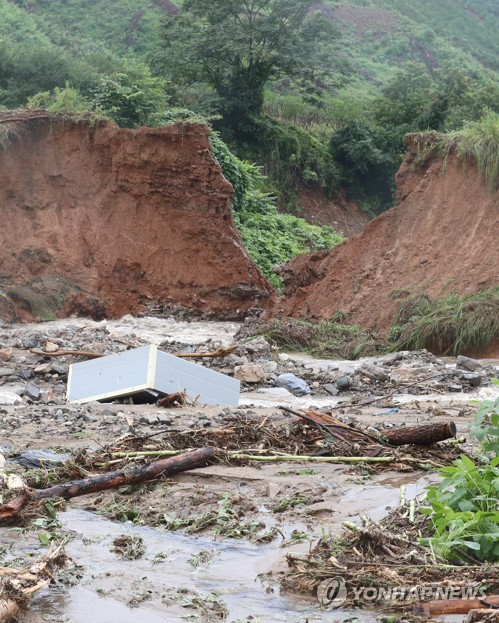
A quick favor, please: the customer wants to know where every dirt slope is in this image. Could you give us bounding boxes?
[296,185,369,238]
[273,135,499,331]
[0,112,272,321]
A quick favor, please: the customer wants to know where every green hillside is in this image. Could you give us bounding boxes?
[1,0,498,278]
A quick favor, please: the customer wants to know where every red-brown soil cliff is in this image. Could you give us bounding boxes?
[273,135,499,331]
[0,112,273,321]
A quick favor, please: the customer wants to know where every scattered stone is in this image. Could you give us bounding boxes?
[140,414,159,425]
[274,373,311,396]
[242,336,271,355]
[360,363,389,382]
[25,382,41,401]
[449,384,463,392]
[324,383,340,396]
[45,341,59,353]
[0,347,12,362]
[23,336,38,349]
[19,369,34,380]
[0,367,15,377]
[34,363,52,375]
[234,364,266,383]
[456,355,482,372]
[462,373,482,388]
[51,364,68,376]
[336,376,351,391]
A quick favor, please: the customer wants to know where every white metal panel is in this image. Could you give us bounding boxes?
[154,349,240,406]
[67,345,154,403]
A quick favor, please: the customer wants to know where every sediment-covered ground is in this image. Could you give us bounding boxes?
[1,315,498,622]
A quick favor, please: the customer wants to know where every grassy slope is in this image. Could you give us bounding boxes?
[325,0,499,99]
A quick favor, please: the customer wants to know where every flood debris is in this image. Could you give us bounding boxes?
[66,344,240,406]
[0,448,215,524]
[0,542,67,622]
[415,595,499,616]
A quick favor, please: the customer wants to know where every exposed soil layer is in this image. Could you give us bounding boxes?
[0,112,273,321]
[296,185,369,237]
[274,136,499,332]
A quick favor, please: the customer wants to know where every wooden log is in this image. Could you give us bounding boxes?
[415,595,499,616]
[0,448,215,522]
[36,447,215,500]
[383,421,456,446]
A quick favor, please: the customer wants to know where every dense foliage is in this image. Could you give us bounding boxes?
[0,0,498,216]
[210,132,343,288]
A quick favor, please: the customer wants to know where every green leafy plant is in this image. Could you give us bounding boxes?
[470,379,499,458]
[421,393,499,563]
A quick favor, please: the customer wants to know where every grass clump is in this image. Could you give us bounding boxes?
[418,110,499,190]
[7,275,79,321]
[258,316,389,360]
[391,288,499,356]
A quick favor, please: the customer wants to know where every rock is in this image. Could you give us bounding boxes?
[324,383,340,396]
[45,341,59,353]
[34,363,52,375]
[463,373,482,387]
[51,364,68,375]
[140,414,159,425]
[360,363,388,382]
[19,369,34,380]
[242,336,271,355]
[0,391,22,405]
[234,364,266,383]
[0,367,15,377]
[23,336,38,349]
[262,361,278,374]
[0,347,12,362]
[449,384,463,392]
[456,355,482,372]
[24,383,41,400]
[336,376,351,391]
[389,365,431,382]
[274,373,311,396]
[156,413,173,425]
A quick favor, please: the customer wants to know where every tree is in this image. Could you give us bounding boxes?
[153,0,338,135]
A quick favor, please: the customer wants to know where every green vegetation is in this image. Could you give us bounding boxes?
[417,110,499,190]
[421,387,499,563]
[210,131,343,288]
[1,0,498,213]
[258,316,388,359]
[153,0,339,136]
[391,288,499,356]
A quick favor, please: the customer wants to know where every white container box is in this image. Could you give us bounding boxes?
[67,344,240,406]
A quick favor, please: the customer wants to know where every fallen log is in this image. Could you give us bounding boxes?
[30,346,236,360]
[0,447,215,522]
[383,421,457,446]
[415,595,499,616]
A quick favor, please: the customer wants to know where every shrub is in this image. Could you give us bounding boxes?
[421,387,499,564]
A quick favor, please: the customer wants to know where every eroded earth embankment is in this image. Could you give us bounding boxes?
[274,135,499,332]
[0,112,273,322]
